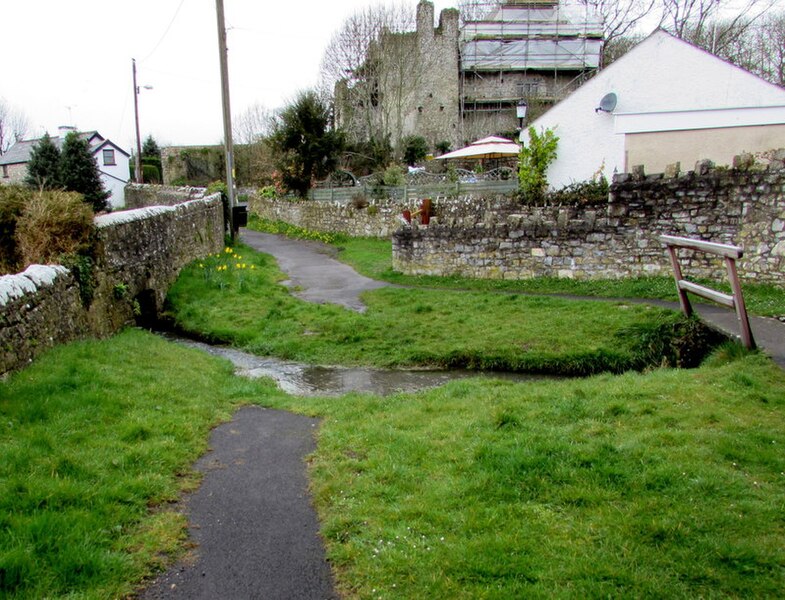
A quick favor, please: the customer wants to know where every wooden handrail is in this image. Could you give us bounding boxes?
[660,235,756,349]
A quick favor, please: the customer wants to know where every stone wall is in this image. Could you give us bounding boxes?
[248,195,412,238]
[124,183,206,208]
[392,166,785,285]
[0,195,224,375]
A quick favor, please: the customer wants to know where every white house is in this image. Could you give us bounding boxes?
[0,127,131,209]
[523,30,785,188]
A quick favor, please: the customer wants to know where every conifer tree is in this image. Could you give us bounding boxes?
[24,133,62,189]
[59,131,110,212]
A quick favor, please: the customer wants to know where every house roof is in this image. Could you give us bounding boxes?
[0,131,126,166]
[93,138,131,158]
[529,29,785,132]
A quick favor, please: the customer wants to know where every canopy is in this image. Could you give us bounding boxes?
[435,136,520,160]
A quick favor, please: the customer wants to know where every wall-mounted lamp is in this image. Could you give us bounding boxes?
[516,100,528,130]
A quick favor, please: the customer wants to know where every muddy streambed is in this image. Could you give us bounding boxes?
[163,334,545,397]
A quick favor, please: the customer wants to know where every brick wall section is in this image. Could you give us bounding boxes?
[392,167,785,285]
[124,183,206,208]
[0,195,224,375]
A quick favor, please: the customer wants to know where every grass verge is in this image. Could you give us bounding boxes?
[0,329,277,599]
[264,350,785,599]
[329,236,785,318]
[164,244,723,375]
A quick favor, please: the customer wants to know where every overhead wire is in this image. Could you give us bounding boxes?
[140,0,188,63]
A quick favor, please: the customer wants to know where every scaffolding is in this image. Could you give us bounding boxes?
[460,0,603,131]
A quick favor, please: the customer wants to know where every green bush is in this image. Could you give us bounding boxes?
[402,135,429,166]
[542,177,610,207]
[382,164,405,187]
[142,163,161,184]
[518,126,558,202]
[15,190,95,268]
[0,185,29,274]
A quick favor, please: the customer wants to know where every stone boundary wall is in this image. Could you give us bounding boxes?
[248,195,412,238]
[0,195,224,375]
[392,167,785,285]
[124,183,207,209]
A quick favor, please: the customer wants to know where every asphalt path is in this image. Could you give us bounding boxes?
[138,407,337,600]
[138,230,784,599]
[241,229,785,369]
[241,229,388,312]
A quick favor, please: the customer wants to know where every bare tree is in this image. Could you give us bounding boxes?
[756,12,785,86]
[457,0,499,24]
[319,2,415,146]
[233,103,273,145]
[232,103,276,187]
[659,0,774,56]
[0,99,30,155]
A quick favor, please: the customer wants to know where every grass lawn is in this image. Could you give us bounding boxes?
[164,244,722,376]
[2,222,782,598]
[334,236,785,319]
[267,350,785,599]
[2,332,784,598]
[245,218,785,318]
[0,329,278,599]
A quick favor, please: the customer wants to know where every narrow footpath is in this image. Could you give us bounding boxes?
[240,229,785,369]
[140,229,784,599]
[139,407,337,600]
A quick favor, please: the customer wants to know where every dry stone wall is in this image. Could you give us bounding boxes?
[0,195,224,375]
[124,183,207,209]
[248,195,411,238]
[393,167,785,285]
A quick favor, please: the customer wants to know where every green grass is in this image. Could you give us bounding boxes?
[262,350,785,599]
[165,244,721,375]
[0,329,278,599]
[329,236,785,318]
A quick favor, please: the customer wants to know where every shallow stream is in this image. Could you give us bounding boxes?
[164,334,543,397]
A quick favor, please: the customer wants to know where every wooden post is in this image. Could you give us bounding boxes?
[666,245,692,317]
[725,256,756,350]
[215,0,236,236]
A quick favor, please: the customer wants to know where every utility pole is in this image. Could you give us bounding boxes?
[215,0,236,236]
[132,58,143,183]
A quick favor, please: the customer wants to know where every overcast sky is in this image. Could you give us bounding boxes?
[3,0,458,151]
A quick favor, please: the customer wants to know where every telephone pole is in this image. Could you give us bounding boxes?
[132,58,143,183]
[215,0,236,236]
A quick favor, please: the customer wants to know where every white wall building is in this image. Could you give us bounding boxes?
[0,127,131,209]
[523,30,785,188]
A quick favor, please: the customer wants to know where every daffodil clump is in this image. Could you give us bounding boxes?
[196,246,258,291]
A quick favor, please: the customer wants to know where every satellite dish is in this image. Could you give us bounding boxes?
[596,92,618,113]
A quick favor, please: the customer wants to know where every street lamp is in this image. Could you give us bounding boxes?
[132,58,153,183]
[516,100,528,130]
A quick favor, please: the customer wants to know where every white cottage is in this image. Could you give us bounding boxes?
[523,30,785,188]
[0,127,131,209]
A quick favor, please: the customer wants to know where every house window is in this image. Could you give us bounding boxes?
[102,149,116,166]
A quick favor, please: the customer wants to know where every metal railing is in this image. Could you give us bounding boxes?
[661,234,756,349]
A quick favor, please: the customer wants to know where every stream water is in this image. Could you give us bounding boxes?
[164,334,542,397]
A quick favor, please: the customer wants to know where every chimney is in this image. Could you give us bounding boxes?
[58,125,77,140]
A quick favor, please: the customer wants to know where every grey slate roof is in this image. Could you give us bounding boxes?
[0,131,105,166]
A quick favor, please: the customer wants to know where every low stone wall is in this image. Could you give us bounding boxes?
[124,183,207,209]
[0,195,224,375]
[393,166,785,285]
[248,195,409,238]
[0,266,88,374]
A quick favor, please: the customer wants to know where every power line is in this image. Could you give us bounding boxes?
[140,0,188,62]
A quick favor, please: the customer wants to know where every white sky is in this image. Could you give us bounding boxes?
[3,0,456,150]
